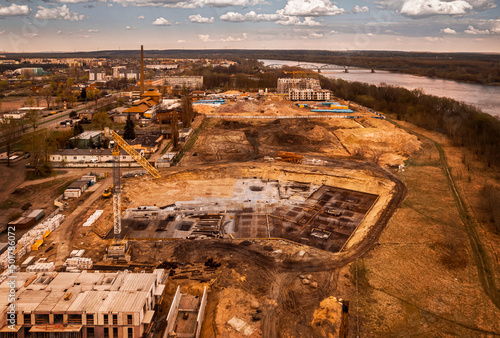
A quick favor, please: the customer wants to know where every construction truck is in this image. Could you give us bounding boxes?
[102,184,113,198]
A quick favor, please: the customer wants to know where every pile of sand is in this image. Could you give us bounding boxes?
[335,124,421,165]
[311,296,343,337]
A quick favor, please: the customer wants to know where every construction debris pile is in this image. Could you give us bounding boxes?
[0,214,64,270]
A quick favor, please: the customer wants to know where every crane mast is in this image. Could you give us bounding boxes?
[112,142,121,238]
[104,127,161,240]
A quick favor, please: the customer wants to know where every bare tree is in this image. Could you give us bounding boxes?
[181,94,194,128]
[92,110,112,130]
[23,129,53,177]
[0,118,21,167]
[25,110,40,131]
[171,110,179,148]
[40,85,55,110]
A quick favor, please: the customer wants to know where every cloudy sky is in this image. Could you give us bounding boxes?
[0,0,499,53]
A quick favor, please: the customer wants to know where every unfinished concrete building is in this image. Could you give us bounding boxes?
[0,270,166,337]
[164,286,207,338]
[288,89,332,101]
[277,78,321,94]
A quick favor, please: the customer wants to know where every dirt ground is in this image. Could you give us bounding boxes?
[353,124,500,336]
[2,92,499,337]
[181,114,419,168]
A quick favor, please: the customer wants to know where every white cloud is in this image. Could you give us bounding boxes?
[374,0,495,15]
[220,10,280,22]
[88,29,99,33]
[0,4,30,17]
[24,33,38,39]
[111,0,267,8]
[35,5,85,21]
[198,33,248,42]
[424,36,443,41]
[440,27,457,34]
[126,25,138,29]
[57,0,91,3]
[330,30,338,33]
[276,16,322,26]
[401,0,472,17]
[464,25,490,34]
[178,39,186,43]
[220,10,321,25]
[282,0,345,16]
[352,5,369,13]
[152,17,171,25]
[490,20,500,34]
[198,34,212,42]
[189,14,215,23]
[137,15,145,19]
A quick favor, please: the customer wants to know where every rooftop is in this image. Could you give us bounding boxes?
[0,270,165,315]
[70,131,102,140]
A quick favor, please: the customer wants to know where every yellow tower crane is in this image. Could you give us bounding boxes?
[283,70,319,89]
[104,128,161,239]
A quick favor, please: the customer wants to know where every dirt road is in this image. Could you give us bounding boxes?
[50,177,111,266]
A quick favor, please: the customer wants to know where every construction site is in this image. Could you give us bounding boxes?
[8,49,500,336]
[0,87,419,337]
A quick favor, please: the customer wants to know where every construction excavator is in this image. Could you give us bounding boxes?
[103,128,161,260]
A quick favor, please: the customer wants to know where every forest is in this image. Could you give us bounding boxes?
[319,77,500,168]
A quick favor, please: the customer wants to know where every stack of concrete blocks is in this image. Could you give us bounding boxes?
[0,214,64,270]
[70,250,85,257]
[26,262,55,272]
[65,257,93,271]
[82,210,103,227]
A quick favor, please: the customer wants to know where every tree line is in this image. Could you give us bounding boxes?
[320,77,500,167]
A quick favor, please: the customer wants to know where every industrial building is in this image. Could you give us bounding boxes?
[0,269,166,337]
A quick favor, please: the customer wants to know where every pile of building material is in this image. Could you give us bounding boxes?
[70,249,85,257]
[27,261,55,272]
[0,214,64,270]
[82,210,103,227]
[227,317,255,336]
[64,257,93,271]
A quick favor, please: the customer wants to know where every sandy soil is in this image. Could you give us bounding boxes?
[186,101,419,168]
[354,127,500,336]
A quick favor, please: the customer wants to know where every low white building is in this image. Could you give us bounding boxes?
[50,149,134,164]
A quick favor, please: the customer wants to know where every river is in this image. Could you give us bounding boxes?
[260,59,500,118]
